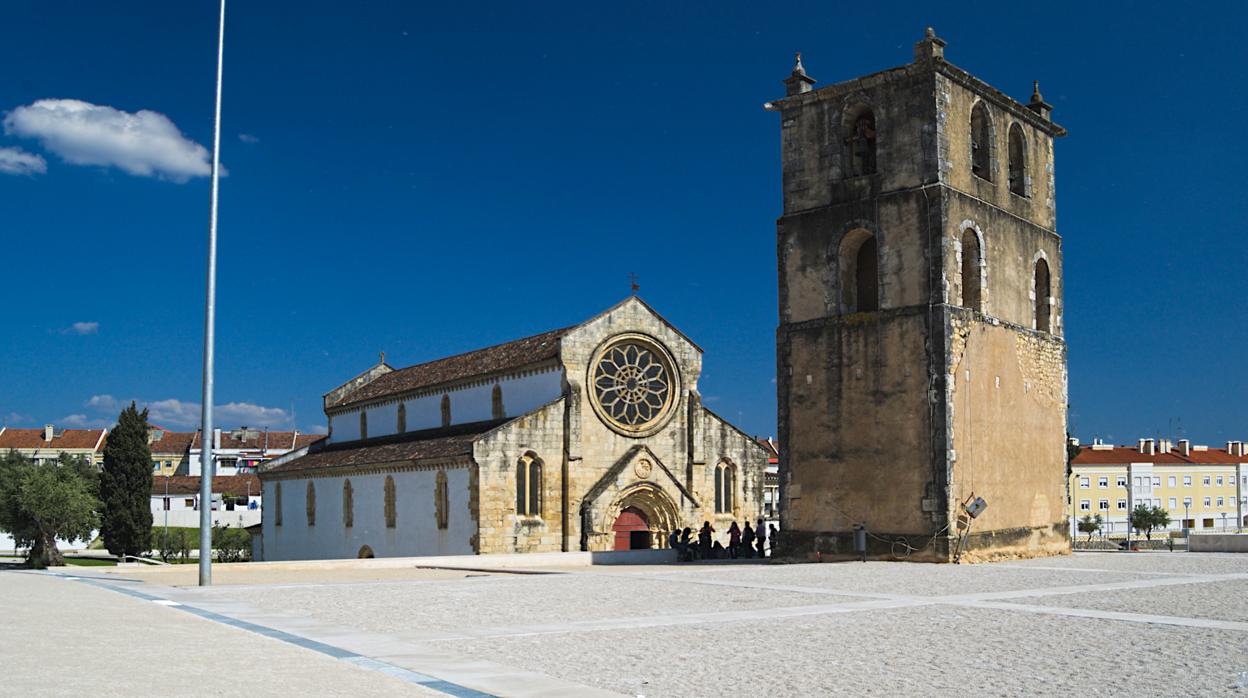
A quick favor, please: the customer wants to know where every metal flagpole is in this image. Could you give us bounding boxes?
[199,0,226,587]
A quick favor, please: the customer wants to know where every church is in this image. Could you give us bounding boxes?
[258,297,767,560]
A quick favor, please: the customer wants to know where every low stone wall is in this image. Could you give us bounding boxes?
[1189,534,1248,553]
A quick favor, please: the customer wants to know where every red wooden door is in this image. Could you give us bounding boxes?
[613,507,650,550]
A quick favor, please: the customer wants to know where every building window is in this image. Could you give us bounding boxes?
[275,482,283,526]
[440,394,451,428]
[1168,497,1177,509]
[1168,476,1176,487]
[715,461,736,514]
[516,453,542,517]
[1217,497,1225,507]
[1217,475,1224,486]
[306,481,316,526]
[1117,499,1128,510]
[1183,497,1192,508]
[971,102,993,181]
[491,384,505,420]
[843,105,877,177]
[186,498,196,509]
[359,410,368,440]
[1007,124,1026,196]
[1079,477,1089,489]
[1098,499,1109,511]
[1097,477,1108,488]
[397,404,406,434]
[435,471,449,530]
[343,479,354,528]
[1204,497,1212,507]
[1152,476,1161,487]
[1033,257,1051,333]
[1203,475,1211,486]
[840,229,879,313]
[384,476,396,528]
[163,497,171,511]
[1079,500,1090,511]
[959,227,982,311]
[1116,476,1126,487]
[1184,475,1192,486]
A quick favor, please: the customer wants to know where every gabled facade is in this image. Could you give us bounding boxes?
[259,297,768,560]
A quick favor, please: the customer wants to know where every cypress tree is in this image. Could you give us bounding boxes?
[100,402,154,558]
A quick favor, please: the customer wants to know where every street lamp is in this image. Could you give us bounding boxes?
[198,0,226,587]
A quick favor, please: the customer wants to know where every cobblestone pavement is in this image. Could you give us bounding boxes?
[8,552,1248,697]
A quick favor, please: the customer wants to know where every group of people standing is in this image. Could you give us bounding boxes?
[669,518,777,561]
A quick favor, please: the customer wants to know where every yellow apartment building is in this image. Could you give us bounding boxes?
[0,424,107,467]
[1070,438,1247,534]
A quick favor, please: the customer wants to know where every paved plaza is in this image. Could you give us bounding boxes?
[3,552,1247,696]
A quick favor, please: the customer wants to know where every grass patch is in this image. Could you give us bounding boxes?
[64,557,116,567]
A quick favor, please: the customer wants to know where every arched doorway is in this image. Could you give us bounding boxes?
[613,507,651,550]
[357,544,375,559]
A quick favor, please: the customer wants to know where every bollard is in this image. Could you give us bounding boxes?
[853,524,867,562]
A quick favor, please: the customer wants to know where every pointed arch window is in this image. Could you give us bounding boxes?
[960,228,983,311]
[1034,257,1051,333]
[491,384,505,420]
[516,453,542,517]
[843,105,877,177]
[435,471,449,530]
[440,394,451,428]
[971,103,993,181]
[384,475,397,528]
[1008,124,1027,196]
[714,461,735,514]
[306,481,316,527]
[359,410,368,440]
[343,479,354,528]
[274,482,283,526]
[840,230,879,313]
[397,403,407,434]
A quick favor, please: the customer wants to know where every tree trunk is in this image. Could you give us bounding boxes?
[31,531,65,568]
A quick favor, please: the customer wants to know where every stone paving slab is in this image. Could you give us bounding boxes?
[433,602,1246,697]
[0,570,439,697]
[13,552,1248,697]
[1010,578,1248,623]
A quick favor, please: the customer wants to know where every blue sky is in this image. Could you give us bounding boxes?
[1,2,1244,445]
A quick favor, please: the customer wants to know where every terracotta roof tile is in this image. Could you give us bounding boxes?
[0,428,106,450]
[262,422,499,476]
[1073,445,1247,465]
[148,431,196,455]
[190,430,326,451]
[331,327,571,409]
[152,475,260,496]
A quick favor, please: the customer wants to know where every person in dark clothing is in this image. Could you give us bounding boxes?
[680,527,695,561]
[742,521,756,559]
[727,521,742,559]
[755,518,768,558]
[769,524,779,557]
[698,521,715,559]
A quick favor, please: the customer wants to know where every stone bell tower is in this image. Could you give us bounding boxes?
[771,29,1070,561]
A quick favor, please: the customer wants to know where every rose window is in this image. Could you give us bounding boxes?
[590,337,677,435]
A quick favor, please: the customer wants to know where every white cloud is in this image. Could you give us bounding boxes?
[238,133,259,144]
[4,412,30,425]
[0,146,46,175]
[60,414,112,429]
[144,399,292,430]
[85,394,117,411]
[4,99,217,182]
[61,321,99,335]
